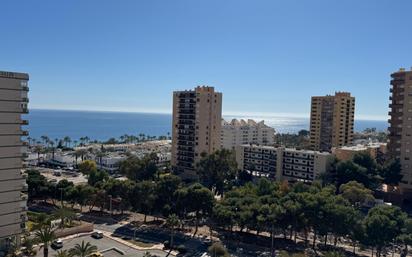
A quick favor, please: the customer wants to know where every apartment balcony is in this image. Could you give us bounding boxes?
[178,109,195,115]
[21,85,29,91]
[178,104,195,109]
[21,120,28,125]
[178,120,195,125]
[21,130,29,136]
[178,114,195,120]
[21,97,29,103]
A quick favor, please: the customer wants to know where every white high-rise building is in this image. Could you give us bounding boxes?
[0,71,29,251]
[221,119,275,150]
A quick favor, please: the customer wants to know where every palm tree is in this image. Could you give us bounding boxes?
[50,141,56,160]
[166,214,180,254]
[69,241,97,257]
[22,236,37,256]
[95,150,107,169]
[5,238,19,257]
[54,207,76,228]
[54,250,70,257]
[34,145,43,165]
[35,225,56,257]
[41,135,49,146]
[63,136,71,148]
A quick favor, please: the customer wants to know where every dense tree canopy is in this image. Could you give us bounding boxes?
[196,149,238,195]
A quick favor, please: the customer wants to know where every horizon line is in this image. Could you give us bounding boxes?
[29,107,388,122]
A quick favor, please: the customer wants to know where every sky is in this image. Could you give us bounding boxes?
[2,0,412,120]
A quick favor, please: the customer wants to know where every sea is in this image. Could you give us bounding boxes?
[25,109,388,142]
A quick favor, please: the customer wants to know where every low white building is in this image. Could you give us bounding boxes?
[236,144,333,183]
[221,119,275,150]
[95,155,127,174]
[45,150,76,168]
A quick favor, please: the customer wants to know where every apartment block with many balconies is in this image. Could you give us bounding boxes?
[310,92,355,152]
[171,86,222,179]
[388,68,412,193]
[236,144,333,183]
[0,71,29,251]
[221,119,275,150]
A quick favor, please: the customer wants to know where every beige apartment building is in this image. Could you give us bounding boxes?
[332,143,387,161]
[171,86,222,179]
[388,68,412,193]
[310,92,355,152]
[221,119,275,150]
[0,71,29,251]
[236,144,333,183]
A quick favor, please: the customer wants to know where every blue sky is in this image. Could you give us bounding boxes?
[2,0,412,120]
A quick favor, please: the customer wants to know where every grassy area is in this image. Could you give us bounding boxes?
[129,240,155,248]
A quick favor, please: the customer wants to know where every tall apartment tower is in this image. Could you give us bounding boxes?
[0,71,29,251]
[171,86,222,179]
[388,68,412,193]
[310,92,355,152]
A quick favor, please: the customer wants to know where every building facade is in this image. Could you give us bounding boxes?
[171,86,222,179]
[236,144,333,183]
[0,71,29,251]
[310,92,355,152]
[332,143,387,162]
[221,119,275,150]
[388,68,412,193]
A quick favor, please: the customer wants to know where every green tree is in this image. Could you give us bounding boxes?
[131,181,156,222]
[398,218,412,255]
[381,158,403,187]
[120,153,158,181]
[186,183,215,235]
[69,241,97,257]
[53,207,76,228]
[339,181,375,207]
[155,175,181,216]
[54,250,70,257]
[196,149,238,195]
[88,169,109,186]
[166,214,180,252]
[35,225,56,257]
[78,160,97,175]
[208,242,229,257]
[364,205,407,257]
[335,160,379,189]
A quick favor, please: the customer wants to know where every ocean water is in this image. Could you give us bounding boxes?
[25,109,388,142]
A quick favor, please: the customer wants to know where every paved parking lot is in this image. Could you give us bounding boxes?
[38,168,87,185]
[35,235,168,257]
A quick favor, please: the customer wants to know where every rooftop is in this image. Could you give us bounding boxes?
[0,70,29,80]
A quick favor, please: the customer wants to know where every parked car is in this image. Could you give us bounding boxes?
[51,239,63,249]
[91,231,104,239]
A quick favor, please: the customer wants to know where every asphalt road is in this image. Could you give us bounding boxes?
[90,219,209,257]
[35,235,168,257]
